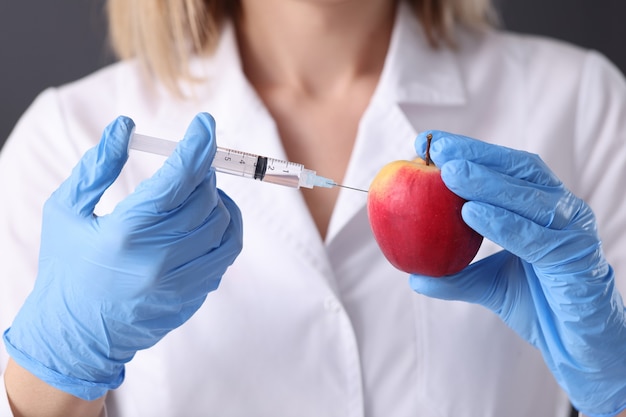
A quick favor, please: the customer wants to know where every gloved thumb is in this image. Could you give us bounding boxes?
[53,116,134,217]
[121,112,218,214]
[409,250,518,310]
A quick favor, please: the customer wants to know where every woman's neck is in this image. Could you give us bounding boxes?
[235,0,397,98]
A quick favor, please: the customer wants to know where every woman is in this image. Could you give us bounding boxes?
[1,0,625,416]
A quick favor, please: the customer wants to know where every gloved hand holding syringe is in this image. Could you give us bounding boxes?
[130,132,367,192]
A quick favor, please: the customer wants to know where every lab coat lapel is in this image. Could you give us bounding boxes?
[196,25,336,283]
[326,2,467,246]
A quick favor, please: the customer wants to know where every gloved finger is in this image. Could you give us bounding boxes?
[415,130,561,187]
[78,212,234,329]
[166,190,243,295]
[123,172,221,234]
[461,200,599,267]
[409,250,515,307]
[441,159,582,229]
[159,188,238,266]
[117,112,218,216]
[54,116,133,217]
[96,181,236,283]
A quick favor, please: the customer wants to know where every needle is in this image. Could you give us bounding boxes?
[332,183,369,193]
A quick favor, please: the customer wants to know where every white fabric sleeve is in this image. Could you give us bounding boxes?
[0,373,13,416]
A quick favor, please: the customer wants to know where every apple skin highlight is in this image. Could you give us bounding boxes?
[367,158,483,277]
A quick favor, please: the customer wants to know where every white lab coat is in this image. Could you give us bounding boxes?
[2,4,626,417]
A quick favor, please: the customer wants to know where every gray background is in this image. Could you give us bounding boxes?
[1,0,625,147]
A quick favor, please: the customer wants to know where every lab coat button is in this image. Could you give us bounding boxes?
[324,297,342,313]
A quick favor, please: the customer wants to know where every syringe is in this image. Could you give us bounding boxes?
[129,132,358,190]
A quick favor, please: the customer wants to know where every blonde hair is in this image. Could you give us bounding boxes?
[107,0,495,92]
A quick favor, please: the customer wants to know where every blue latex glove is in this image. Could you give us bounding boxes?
[3,113,243,400]
[410,131,626,417]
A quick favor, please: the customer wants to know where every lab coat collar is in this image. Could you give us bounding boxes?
[376,1,467,106]
[325,1,467,244]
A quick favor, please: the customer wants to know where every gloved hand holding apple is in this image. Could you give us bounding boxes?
[391,130,626,417]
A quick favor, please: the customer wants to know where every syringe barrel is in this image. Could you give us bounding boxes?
[129,132,326,189]
[211,148,261,180]
[260,159,305,188]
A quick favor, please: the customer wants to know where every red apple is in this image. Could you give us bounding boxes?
[367,139,483,277]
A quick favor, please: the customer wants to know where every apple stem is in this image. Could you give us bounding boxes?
[425,133,433,166]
